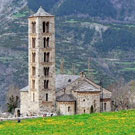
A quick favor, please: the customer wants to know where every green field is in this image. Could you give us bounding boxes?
[0,110,135,135]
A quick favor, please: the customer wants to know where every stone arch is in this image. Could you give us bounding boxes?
[90,105,94,113]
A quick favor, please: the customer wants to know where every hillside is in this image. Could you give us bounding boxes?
[0,110,135,135]
[1,0,135,108]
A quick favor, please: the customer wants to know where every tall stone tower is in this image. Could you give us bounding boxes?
[28,7,56,114]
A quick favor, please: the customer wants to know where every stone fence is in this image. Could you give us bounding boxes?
[0,116,42,122]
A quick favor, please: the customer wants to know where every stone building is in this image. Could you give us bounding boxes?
[20,7,112,116]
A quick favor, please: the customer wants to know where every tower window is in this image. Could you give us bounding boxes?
[47,37,49,47]
[46,93,48,101]
[46,22,49,33]
[44,52,50,62]
[104,103,107,111]
[68,106,70,112]
[44,38,46,48]
[47,52,50,62]
[32,53,36,63]
[43,37,49,48]
[32,80,35,89]
[44,67,49,76]
[43,21,46,33]
[44,52,46,62]
[32,22,36,33]
[44,80,49,89]
[32,38,36,48]
[32,67,36,76]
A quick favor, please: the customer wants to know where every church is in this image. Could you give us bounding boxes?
[20,7,112,116]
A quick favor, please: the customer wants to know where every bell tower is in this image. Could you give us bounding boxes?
[28,7,56,114]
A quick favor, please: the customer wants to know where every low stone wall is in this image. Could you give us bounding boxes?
[0,116,42,122]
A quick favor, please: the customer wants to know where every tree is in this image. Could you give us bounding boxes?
[108,79,135,111]
[6,84,20,113]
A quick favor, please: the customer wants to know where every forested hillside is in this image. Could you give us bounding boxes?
[1,0,135,109]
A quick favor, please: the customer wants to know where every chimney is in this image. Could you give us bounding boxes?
[80,71,86,78]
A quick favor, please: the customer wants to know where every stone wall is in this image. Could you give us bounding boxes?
[57,102,75,115]
[73,91,100,114]
[100,99,111,112]
[20,91,29,116]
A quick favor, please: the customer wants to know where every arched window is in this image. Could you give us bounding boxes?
[44,37,46,48]
[32,22,36,33]
[32,80,35,89]
[47,52,50,62]
[43,21,46,33]
[46,22,49,33]
[44,80,49,89]
[44,52,49,62]
[46,93,48,101]
[68,106,70,112]
[32,53,36,63]
[32,66,36,76]
[47,37,49,47]
[32,38,36,48]
[44,67,49,76]
[44,52,46,62]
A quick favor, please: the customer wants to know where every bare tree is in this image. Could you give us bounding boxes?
[6,84,20,113]
[109,79,135,111]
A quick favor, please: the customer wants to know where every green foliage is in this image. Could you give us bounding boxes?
[56,0,117,18]
[0,110,135,134]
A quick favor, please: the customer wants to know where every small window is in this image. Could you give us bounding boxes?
[44,52,50,62]
[32,67,36,76]
[68,106,70,112]
[47,52,50,62]
[68,79,71,82]
[46,22,49,33]
[84,109,85,113]
[47,37,49,47]
[44,38,46,48]
[32,22,36,33]
[104,103,107,111]
[44,80,49,89]
[83,99,85,102]
[46,93,48,101]
[32,53,36,63]
[32,80,35,89]
[44,52,46,62]
[43,22,46,33]
[44,67,49,76]
[32,38,36,48]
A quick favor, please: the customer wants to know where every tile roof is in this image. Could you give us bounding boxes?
[56,94,76,102]
[20,74,79,92]
[56,74,79,92]
[74,80,100,92]
[20,86,29,92]
[30,6,53,17]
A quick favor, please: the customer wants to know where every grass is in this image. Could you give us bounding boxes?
[0,110,135,135]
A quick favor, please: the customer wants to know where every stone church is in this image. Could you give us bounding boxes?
[20,7,112,116]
